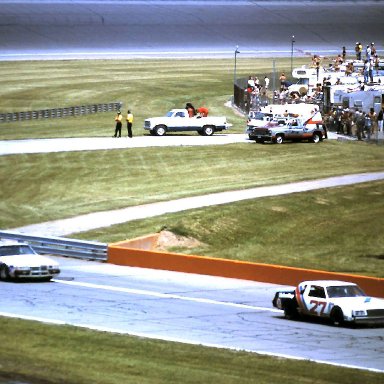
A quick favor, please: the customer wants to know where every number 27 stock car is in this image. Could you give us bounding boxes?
[272,280,384,326]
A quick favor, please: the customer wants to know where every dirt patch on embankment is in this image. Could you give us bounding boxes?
[155,230,204,251]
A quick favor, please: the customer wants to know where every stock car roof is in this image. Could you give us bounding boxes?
[301,280,357,287]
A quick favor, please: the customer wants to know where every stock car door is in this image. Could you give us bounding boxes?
[301,284,329,318]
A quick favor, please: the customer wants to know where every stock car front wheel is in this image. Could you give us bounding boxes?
[0,265,10,281]
[330,306,344,326]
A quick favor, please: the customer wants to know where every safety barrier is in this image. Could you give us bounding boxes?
[0,102,122,123]
[0,230,107,260]
[108,234,384,298]
[2,229,382,297]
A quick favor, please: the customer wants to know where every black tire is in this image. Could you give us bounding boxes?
[274,134,284,144]
[154,125,167,136]
[330,306,344,326]
[312,132,321,143]
[0,264,10,281]
[202,125,215,136]
[284,301,299,320]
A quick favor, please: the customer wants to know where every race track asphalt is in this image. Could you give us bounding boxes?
[0,0,383,60]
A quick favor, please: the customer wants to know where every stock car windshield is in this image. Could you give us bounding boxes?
[327,285,366,298]
[0,245,37,256]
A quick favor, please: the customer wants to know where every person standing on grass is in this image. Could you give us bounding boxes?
[368,107,377,138]
[355,110,365,140]
[113,111,122,137]
[126,110,133,138]
[279,72,286,91]
[377,107,383,133]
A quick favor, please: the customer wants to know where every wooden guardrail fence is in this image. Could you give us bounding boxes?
[0,102,122,123]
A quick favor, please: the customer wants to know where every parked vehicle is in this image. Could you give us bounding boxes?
[272,280,384,325]
[247,112,325,144]
[0,241,60,281]
[246,105,322,139]
[324,86,384,114]
[144,109,231,136]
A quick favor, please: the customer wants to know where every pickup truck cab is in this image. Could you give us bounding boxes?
[144,109,231,136]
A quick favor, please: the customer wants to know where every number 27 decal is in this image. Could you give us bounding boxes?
[309,300,327,315]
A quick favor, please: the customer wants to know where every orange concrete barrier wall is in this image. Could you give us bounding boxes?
[108,235,384,298]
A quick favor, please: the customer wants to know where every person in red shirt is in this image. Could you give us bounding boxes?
[197,107,209,117]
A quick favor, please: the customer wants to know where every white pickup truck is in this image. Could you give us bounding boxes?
[144,109,231,136]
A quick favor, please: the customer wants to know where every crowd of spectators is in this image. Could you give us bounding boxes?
[323,105,383,140]
[243,43,384,140]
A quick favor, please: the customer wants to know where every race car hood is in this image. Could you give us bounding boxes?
[0,254,59,268]
[331,296,384,310]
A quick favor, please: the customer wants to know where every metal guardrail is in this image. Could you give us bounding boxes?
[0,102,122,124]
[0,230,107,261]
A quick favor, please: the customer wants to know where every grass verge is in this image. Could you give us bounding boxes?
[77,180,384,278]
[0,317,382,384]
[0,57,299,139]
[1,140,383,229]
[1,141,383,277]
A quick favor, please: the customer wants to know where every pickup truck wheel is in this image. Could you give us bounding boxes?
[0,265,10,281]
[154,125,166,136]
[274,134,284,144]
[202,125,215,136]
[312,132,321,143]
[330,306,344,326]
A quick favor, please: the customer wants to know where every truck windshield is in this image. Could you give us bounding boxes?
[249,112,265,120]
[0,245,37,256]
[327,285,366,298]
[297,78,309,85]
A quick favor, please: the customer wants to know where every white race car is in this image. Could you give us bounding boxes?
[273,280,384,325]
[0,242,60,281]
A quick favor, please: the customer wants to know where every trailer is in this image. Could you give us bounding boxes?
[324,86,384,114]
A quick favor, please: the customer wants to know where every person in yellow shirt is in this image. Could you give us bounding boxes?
[113,111,122,137]
[126,110,133,138]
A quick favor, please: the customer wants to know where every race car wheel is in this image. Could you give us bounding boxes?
[202,125,215,136]
[284,302,299,320]
[312,133,321,143]
[0,265,10,281]
[274,134,284,144]
[330,306,344,326]
[154,125,167,136]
